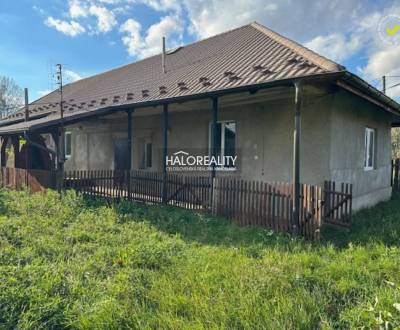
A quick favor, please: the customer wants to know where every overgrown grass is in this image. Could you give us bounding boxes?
[0,189,400,329]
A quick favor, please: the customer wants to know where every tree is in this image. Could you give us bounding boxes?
[0,76,23,117]
[392,128,400,159]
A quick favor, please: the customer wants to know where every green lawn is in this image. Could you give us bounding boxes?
[0,189,400,329]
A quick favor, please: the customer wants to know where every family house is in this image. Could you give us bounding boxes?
[0,22,399,213]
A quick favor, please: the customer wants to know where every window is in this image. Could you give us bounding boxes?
[140,142,152,169]
[364,127,375,170]
[209,121,236,167]
[65,131,72,158]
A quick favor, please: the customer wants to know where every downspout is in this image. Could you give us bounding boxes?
[292,80,303,236]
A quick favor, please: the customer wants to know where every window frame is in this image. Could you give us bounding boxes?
[208,120,237,168]
[139,140,152,169]
[364,127,375,171]
[64,131,72,159]
[145,142,152,168]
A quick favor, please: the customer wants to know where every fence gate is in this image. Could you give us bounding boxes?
[323,181,352,228]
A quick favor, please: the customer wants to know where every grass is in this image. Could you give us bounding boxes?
[0,189,400,329]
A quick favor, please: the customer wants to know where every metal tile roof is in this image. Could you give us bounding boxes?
[0,22,346,128]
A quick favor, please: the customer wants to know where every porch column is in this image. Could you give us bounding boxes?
[54,128,64,192]
[127,109,134,199]
[24,88,30,170]
[50,131,58,171]
[127,109,134,170]
[292,80,303,235]
[211,97,218,178]
[162,104,169,203]
[0,136,8,167]
[11,135,20,168]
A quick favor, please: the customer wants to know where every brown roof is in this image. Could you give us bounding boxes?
[0,22,397,133]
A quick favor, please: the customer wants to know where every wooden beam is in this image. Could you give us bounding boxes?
[0,136,8,167]
[292,80,303,235]
[211,97,218,179]
[127,109,133,199]
[127,109,133,170]
[11,136,19,168]
[162,104,168,203]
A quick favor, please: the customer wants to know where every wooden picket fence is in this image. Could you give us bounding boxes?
[63,170,352,240]
[63,170,213,209]
[323,181,352,228]
[212,179,324,239]
[0,167,353,240]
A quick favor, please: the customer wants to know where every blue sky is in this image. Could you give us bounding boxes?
[1,0,400,101]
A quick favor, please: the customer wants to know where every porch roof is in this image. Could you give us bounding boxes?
[0,22,399,134]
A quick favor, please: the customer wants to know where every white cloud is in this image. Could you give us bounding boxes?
[68,1,117,33]
[89,5,117,33]
[120,19,143,56]
[69,0,88,18]
[141,0,182,13]
[305,33,362,62]
[362,45,400,98]
[120,15,183,58]
[45,17,86,37]
[64,69,84,82]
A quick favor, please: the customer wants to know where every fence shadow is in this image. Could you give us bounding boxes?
[82,192,400,251]
[82,195,297,250]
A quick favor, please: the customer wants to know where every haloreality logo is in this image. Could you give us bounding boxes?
[378,15,400,45]
[166,150,237,172]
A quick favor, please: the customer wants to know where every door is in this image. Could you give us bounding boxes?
[114,139,129,170]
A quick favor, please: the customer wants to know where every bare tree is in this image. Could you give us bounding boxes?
[0,76,23,117]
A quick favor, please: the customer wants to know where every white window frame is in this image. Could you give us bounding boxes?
[208,120,236,167]
[364,127,375,171]
[65,131,72,159]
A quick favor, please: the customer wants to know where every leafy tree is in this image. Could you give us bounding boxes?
[392,128,400,159]
[0,76,23,117]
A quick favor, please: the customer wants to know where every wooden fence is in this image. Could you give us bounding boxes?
[323,181,352,228]
[0,167,56,192]
[63,170,352,240]
[213,179,324,240]
[0,167,353,240]
[63,170,212,209]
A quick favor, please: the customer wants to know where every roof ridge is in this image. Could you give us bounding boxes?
[250,22,345,72]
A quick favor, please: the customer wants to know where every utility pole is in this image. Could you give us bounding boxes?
[24,88,30,172]
[55,64,65,191]
[383,76,386,94]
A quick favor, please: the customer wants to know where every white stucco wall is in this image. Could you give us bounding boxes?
[329,90,393,210]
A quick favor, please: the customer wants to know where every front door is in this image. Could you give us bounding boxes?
[114,139,129,170]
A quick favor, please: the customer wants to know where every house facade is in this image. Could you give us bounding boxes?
[0,22,398,212]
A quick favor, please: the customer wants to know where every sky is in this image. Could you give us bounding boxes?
[1,0,400,101]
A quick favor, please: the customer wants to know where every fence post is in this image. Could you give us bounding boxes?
[211,177,216,214]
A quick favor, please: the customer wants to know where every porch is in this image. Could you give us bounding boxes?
[0,82,355,240]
